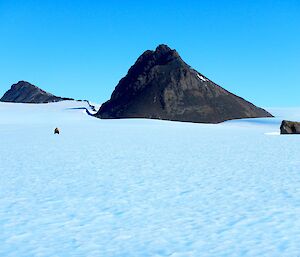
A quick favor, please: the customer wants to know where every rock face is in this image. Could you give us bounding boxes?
[280,120,300,134]
[96,44,273,123]
[0,81,73,103]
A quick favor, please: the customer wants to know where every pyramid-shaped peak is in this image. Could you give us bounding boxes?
[96,45,273,123]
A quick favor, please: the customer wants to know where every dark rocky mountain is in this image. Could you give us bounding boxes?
[96,44,273,123]
[280,120,300,134]
[0,81,73,103]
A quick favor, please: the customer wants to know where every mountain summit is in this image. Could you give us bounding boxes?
[96,44,272,123]
[0,81,72,103]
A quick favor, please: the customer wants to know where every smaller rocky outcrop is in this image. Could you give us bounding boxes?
[0,81,73,103]
[280,120,300,134]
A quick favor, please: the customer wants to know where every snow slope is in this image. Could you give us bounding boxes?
[0,101,300,257]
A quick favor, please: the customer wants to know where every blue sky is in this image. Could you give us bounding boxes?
[0,0,299,106]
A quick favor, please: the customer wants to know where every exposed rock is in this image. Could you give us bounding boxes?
[95,44,273,123]
[77,100,98,112]
[0,81,73,103]
[280,120,300,134]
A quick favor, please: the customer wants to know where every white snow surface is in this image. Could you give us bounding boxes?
[1,101,300,257]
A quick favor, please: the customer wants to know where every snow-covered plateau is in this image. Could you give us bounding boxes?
[0,101,300,257]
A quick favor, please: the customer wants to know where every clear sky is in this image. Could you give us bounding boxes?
[0,0,299,107]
